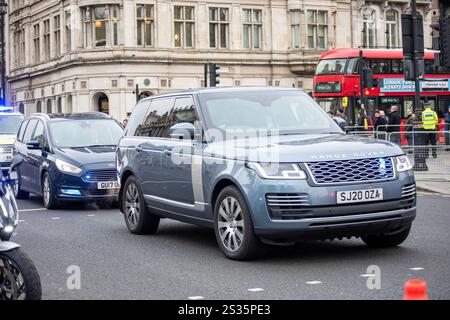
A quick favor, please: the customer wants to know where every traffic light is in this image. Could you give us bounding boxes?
[401,14,424,58]
[209,63,220,87]
[401,13,425,80]
[439,16,450,68]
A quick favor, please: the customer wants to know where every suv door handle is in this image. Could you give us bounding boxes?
[163,149,172,156]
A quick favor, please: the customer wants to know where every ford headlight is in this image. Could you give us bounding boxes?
[55,159,82,174]
[246,163,307,180]
[396,155,412,172]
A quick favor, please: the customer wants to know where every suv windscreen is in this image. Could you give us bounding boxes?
[0,115,25,135]
[199,90,341,135]
[48,119,123,148]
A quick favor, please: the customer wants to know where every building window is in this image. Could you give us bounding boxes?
[174,6,195,48]
[19,103,25,114]
[83,5,120,48]
[33,24,40,63]
[13,31,20,67]
[57,97,62,113]
[46,99,52,114]
[20,29,25,65]
[137,4,154,47]
[209,7,229,48]
[243,9,262,49]
[291,10,301,49]
[36,101,42,113]
[386,9,399,48]
[43,19,50,60]
[307,10,328,49]
[65,11,72,52]
[111,5,120,46]
[362,8,377,48]
[54,15,61,56]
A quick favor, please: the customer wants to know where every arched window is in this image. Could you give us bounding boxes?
[19,103,25,114]
[386,10,399,48]
[47,99,52,114]
[362,8,376,48]
[57,97,62,113]
[36,101,42,113]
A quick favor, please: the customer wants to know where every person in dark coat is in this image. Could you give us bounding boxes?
[388,105,401,145]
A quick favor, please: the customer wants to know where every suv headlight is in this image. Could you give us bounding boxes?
[396,155,412,172]
[55,159,82,174]
[246,162,307,180]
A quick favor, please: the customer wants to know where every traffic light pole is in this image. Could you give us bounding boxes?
[411,0,421,114]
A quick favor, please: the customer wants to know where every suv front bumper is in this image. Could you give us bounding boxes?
[244,170,416,241]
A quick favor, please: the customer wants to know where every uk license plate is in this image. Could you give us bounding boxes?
[337,188,383,204]
[97,181,120,190]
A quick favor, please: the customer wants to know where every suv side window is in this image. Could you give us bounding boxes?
[168,96,198,127]
[17,120,29,142]
[22,119,38,144]
[136,98,174,138]
[126,100,151,137]
[32,121,49,150]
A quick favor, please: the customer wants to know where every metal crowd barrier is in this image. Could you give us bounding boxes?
[345,124,450,173]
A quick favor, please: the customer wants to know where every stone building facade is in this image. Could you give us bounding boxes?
[7,0,434,119]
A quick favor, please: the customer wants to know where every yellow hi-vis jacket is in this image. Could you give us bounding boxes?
[421,107,438,130]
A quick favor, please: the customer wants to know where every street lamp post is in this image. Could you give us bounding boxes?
[0,0,7,107]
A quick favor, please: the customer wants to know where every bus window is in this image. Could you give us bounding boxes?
[391,59,403,74]
[346,58,359,75]
[315,59,348,75]
[368,59,390,74]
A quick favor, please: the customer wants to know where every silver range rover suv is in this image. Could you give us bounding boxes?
[116,87,416,260]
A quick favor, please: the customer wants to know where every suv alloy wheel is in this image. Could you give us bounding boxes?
[214,186,266,260]
[122,176,160,234]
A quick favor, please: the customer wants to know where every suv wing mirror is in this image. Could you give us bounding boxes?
[26,140,41,150]
[332,116,347,130]
[170,123,195,140]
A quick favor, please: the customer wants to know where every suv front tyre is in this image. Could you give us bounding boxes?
[213,186,266,261]
[122,176,160,235]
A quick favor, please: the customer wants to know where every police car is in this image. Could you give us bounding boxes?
[0,111,25,172]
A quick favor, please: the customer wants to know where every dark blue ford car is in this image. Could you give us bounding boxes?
[13,112,123,209]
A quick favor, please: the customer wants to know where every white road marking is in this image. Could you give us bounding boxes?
[410,267,424,271]
[248,288,265,292]
[18,220,25,222]
[306,281,322,285]
[188,296,205,300]
[19,208,47,212]
[51,217,61,220]
[87,214,96,217]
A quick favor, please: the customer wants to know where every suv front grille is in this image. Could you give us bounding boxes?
[306,157,395,185]
[82,169,117,182]
[266,193,312,220]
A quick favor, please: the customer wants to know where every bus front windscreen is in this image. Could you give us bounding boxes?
[315,59,348,75]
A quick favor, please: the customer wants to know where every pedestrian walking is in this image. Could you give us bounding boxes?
[123,118,129,127]
[445,106,450,151]
[388,105,401,145]
[405,109,415,147]
[421,105,439,158]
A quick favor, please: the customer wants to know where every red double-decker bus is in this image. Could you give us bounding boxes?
[313,48,450,126]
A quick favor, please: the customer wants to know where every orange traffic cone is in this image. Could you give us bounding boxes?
[403,279,429,300]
